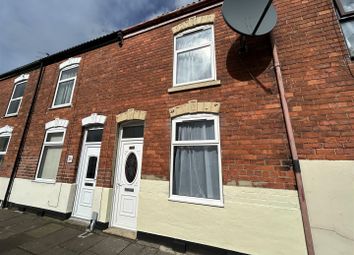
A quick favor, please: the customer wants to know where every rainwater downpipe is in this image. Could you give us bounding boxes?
[2,62,45,208]
[271,34,315,255]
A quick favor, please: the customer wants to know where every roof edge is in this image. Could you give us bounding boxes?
[0,0,223,81]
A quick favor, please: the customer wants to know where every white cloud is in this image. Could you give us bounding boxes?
[0,0,193,74]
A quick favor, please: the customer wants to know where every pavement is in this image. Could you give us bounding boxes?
[0,208,178,255]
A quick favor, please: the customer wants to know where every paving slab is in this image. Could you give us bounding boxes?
[88,236,130,255]
[59,231,105,253]
[0,210,22,222]
[0,248,33,255]
[25,223,63,238]
[20,227,82,254]
[120,243,146,255]
[142,246,159,255]
[0,209,214,255]
[0,233,34,253]
[40,246,77,255]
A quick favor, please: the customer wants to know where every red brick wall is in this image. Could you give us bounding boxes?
[0,69,40,178]
[273,0,354,160]
[11,6,295,190]
[7,0,354,191]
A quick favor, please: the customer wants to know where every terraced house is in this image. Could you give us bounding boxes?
[0,0,353,254]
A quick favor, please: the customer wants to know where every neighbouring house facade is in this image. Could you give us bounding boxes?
[0,1,353,255]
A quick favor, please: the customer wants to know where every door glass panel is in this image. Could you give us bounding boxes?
[86,156,98,179]
[86,129,103,142]
[125,153,138,183]
[122,126,144,139]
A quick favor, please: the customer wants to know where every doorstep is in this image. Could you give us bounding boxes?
[65,216,90,228]
[104,227,137,240]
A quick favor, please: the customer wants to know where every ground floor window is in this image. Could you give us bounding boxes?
[0,135,11,166]
[36,128,66,181]
[170,114,223,206]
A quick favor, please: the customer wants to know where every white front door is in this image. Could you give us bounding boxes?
[72,145,100,220]
[111,140,143,231]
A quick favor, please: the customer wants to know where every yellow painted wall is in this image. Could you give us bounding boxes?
[0,177,10,200]
[92,187,113,223]
[137,180,307,255]
[9,178,76,213]
[300,160,354,255]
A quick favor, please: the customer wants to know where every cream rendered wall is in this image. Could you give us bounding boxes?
[137,180,307,255]
[92,187,113,223]
[300,160,354,255]
[9,178,76,213]
[0,177,10,200]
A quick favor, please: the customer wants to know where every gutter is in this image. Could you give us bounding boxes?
[271,34,315,255]
[2,62,45,208]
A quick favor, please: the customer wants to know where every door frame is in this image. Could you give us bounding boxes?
[72,127,103,220]
[110,121,144,230]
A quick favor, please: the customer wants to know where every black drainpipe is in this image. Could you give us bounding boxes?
[2,62,45,208]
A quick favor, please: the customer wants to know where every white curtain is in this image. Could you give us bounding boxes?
[55,80,74,105]
[176,28,213,84]
[38,146,62,179]
[173,121,220,200]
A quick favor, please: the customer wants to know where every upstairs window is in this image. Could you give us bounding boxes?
[6,80,27,117]
[335,0,354,57]
[52,65,79,108]
[173,25,216,86]
[170,114,223,207]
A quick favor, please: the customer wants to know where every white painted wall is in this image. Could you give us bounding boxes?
[91,187,113,223]
[0,177,10,200]
[137,180,307,255]
[300,160,354,255]
[9,178,76,213]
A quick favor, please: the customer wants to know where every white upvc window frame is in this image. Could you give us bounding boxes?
[52,64,79,109]
[0,133,12,166]
[169,113,223,207]
[35,127,66,183]
[173,25,217,87]
[5,80,27,117]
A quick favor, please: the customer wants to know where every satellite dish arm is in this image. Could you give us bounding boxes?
[252,0,273,36]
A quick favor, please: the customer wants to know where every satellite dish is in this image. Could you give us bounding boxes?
[222,0,277,36]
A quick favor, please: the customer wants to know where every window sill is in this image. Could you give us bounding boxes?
[168,80,221,93]
[49,104,72,111]
[169,196,224,208]
[32,179,56,184]
[4,113,18,118]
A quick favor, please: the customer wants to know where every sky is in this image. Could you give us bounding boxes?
[0,0,195,74]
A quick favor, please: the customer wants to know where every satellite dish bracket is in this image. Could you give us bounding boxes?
[239,35,248,54]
